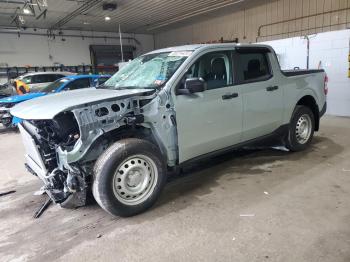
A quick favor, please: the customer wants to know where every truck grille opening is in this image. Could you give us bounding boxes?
[24,112,80,172]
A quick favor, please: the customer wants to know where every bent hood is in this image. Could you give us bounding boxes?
[0,92,46,104]
[11,88,153,120]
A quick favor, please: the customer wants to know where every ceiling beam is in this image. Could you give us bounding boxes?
[0,0,26,4]
[49,0,102,30]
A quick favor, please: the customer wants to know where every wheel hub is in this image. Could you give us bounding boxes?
[112,155,158,205]
[126,170,143,187]
[296,114,312,144]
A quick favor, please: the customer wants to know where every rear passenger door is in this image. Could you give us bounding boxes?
[233,48,283,141]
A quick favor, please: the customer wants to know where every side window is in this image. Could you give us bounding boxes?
[180,51,232,90]
[53,74,65,81]
[235,52,272,83]
[98,77,110,85]
[21,76,32,84]
[31,74,52,83]
[64,78,91,91]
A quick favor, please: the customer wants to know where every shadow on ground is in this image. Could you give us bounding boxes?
[0,126,18,134]
[0,135,344,261]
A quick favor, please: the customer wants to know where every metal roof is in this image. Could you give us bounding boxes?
[0,0,249,33]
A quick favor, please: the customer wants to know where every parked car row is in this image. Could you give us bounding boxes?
[0,72,75,97]
[0,74,111,128]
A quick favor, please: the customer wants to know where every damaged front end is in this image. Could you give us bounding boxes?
[19,112,88,207]
[16,88,176,209]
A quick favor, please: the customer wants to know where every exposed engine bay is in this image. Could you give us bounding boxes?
[17,89,178,208]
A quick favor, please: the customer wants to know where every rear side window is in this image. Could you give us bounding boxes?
[64,78,91,91]
[53,74,66,81]
[31,74,53,83]
[235,52,271,83]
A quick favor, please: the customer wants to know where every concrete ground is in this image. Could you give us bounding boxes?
[0,116,349,262]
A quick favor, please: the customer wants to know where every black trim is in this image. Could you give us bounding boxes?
[179,124,289,166]
[282,69,325,77]
[235,46,271,54]
[320,101,327,117]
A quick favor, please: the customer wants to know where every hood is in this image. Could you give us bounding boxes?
[11,88,153,120]
[0,92,46,104]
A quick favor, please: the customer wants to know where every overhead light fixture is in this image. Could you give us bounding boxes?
[83,21,90,25]
[105,16,111,21]
[23,8,31,15]
[102,3,117,11]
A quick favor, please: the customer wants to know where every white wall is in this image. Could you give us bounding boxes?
[261,29,350,117]
[0,29,154,67]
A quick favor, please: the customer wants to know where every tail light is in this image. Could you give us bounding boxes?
[324,74,328,95]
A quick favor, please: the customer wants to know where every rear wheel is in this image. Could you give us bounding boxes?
[93,138,167,217]
[285,105,315,151]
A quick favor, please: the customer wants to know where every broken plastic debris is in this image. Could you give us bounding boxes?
[96,234,102,238]
[342,168,350,172]
[264,191,269,195]
[232,237,236,241]
[240,214,255,217]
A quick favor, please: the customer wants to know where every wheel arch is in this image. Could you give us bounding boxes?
[85,125,167,164]
[296,95,319,131]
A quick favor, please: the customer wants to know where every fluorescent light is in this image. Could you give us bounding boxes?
[23,8,31,14]
[105,16,111,21]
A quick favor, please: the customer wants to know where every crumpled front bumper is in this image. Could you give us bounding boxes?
[18,122,87,207]
[18,123,48,182]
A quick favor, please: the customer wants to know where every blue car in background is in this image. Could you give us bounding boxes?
[0,74,111,127]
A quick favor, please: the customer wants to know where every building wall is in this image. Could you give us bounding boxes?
[154,0,350,48]
[261,29,350,117]
[0,29,154,67]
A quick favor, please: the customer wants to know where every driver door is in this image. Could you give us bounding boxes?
[174,50,243,163]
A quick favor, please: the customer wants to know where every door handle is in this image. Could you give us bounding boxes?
[266,86,279,92]
[222,93,239,100]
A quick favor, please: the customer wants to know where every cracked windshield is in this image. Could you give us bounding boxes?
[103,51,192,89]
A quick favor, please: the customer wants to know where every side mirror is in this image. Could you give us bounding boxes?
[177,77,206,95]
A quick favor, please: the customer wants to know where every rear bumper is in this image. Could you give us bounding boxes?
[320,102,327,117]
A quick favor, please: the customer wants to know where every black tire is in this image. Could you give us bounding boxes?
[285,105,315,152]
[1,117,12,128]
[92,138,167,217]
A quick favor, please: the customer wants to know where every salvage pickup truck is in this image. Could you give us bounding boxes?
[11,44,327,217]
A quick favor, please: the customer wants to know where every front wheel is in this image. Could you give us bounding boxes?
[93,138,167,217]
[1,117,13,128]
[285,105,315,152]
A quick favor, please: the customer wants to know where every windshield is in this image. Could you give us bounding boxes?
[103,51,192,89]
[41,78,69,93]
